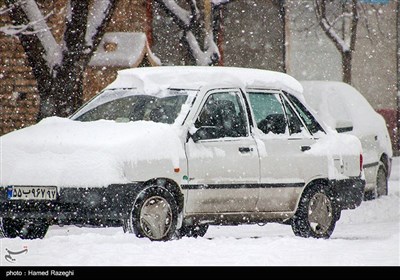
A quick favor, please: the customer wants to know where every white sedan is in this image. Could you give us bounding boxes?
[301,81,392,200]
[0,67,365,241]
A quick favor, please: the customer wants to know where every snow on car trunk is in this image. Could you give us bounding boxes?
[0,117,185,188]
[305,131,363,179]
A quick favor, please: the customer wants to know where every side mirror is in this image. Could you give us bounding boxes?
[189,129,201,143]
[188,126,221,142]
[335,120,353,133]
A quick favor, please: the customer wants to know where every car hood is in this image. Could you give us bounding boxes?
[0,117,185,188]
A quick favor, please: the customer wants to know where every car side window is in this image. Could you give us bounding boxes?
[282,98,304,135]
[194,91,249,140]
[285,94,325,134]
[248,92,287,135]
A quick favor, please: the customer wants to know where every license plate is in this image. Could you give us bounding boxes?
[7,186,57,200]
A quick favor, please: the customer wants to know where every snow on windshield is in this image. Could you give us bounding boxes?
[72,88,197,125]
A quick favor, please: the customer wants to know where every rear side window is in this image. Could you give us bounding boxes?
[282,98,304,135]
[248,92,287,135]
[286,94,325,134]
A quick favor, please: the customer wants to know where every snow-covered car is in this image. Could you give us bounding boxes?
[300,81,392,200]
[0,67,365,241]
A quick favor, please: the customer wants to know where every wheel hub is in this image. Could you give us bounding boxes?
[308,193,333,235]
[140,196,172,240]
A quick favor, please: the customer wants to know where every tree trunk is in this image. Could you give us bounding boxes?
[342,51,353,85]
[36,67,85,121]
[5,0,118,122]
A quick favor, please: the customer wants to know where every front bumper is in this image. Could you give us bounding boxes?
[0,184,142,225]
[330,177,366,210]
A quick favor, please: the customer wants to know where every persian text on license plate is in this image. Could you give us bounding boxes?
[7,186,57,200]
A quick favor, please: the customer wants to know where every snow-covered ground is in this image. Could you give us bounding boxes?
[1,158,399,266]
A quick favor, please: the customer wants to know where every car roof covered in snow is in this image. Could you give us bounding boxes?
[105,66,303,96]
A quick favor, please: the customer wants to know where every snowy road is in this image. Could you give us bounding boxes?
[1,158,399,266]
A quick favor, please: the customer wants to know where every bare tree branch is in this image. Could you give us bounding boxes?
[3,0,119,119]
[0,10,51,35]
[349,0,359,54]
[315,0,349,52]
[0,0,26,15]
[155,0,231,66]
[19,0,62,69]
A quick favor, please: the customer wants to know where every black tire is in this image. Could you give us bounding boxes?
[19,220,49,239]
[291,184,339,239]
[376,163,388,197]
[178,224,209,238]
[363,190,375,201]
[364,162,388,200]
[125,185,178,241]
[0,218,24,238]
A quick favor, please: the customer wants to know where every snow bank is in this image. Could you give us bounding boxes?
[0,117,184,188]
[106,66,303,97]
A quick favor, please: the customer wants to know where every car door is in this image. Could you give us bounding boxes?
[247,90,326,212]
[184,89,260,214]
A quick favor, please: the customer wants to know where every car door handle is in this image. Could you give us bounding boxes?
[239,147,253,153]
[301,146,311,152]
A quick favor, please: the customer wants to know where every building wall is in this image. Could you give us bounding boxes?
[286,0,398,150]
[151,0,286,70]
[223,0,285,71]
[0,0,147,135]
[83,0,147,102]
[0,15,40,136]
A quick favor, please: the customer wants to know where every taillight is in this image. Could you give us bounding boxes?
[360,154,363,173]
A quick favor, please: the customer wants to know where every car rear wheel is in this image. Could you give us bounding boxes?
[376,163,388,197]
[291,184,339,239]
[364,162,388,200]
[125,185,178,241]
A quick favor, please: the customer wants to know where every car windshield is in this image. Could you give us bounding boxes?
[72,88,193,124]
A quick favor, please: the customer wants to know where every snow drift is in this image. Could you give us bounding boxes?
[0,117,184,188]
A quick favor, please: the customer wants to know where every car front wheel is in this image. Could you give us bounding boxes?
[0,218,24,238]
[0,218,49,239]
[19,220,49,239]
[125,185,178,241]
[291,184,339,239]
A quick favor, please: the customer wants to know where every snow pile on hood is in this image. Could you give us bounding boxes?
[106,66,303,97]
[0,117,185,188]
